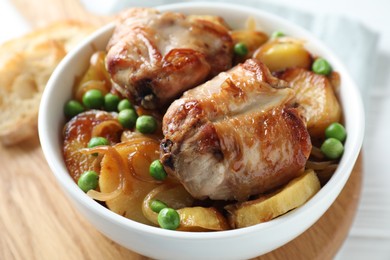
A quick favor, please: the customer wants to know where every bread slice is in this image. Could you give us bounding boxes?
[0,21,96,146]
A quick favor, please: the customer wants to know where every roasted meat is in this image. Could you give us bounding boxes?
[106,8,233,109]
[161,59,312,201]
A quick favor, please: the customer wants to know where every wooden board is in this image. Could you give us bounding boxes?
[1,1,362,259]
[0,135,362,260]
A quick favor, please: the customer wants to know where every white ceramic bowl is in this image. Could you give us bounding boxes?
[39,2,364,259]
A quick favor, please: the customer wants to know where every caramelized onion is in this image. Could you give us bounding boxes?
[75,80,109,101]
[91,120,123,139]
[86,188,122,201]
[310,146,325,160]
[80,146,126,201]
[142,183,194,225]
[245,17,256,31]
[316,164,338,184]
[127,140,162,184]
[142,184,176,225]
[305,160,337,170]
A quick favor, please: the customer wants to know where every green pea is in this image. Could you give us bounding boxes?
[149,160,167,181]
[104,93,120,112]
[82,89,104,109]
[78,171,99,192]
[118,109,138,129]
[234,42,248,57]
[64,100,84,118]
[271,30,285,38]
[150,200,168,213]
[87,137,109,156]
[118,99,134,111]
[136,115,157,134]
[157,208,180,230]
[312,58,332,75]
[325,122,347,142]
[88,137,109,148]
[321,138,344,159]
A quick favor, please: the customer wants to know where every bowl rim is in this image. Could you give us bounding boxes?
[38,1,365,241]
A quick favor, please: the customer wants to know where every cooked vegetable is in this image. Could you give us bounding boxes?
[233,42,248,56]
[226,169,321,228]
[74,51,111,101]
[136,115,157,134]
[118,109,138,129]
[312,58,332,75]
[158,208,181,230]
[88,136,109,148]
[325,122,346,142]
[149,160,167,181]
[118,99,133,111]
[78,170,99,192]
[280,68,341,138]
[271,30,285,38]
[62,10,346,231]
[82,89,104,109]
[96,138,161,225]
[64,100,84,118]
[150,200,168,213]
[253,37,312,72]
[230,30,268,61]
[321,138,344,159]
[63,110,122,181]
[104,93,120,112]
[177,207,230,231]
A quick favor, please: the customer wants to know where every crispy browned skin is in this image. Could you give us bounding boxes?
[161,59,311,201]
[106,8,233,109]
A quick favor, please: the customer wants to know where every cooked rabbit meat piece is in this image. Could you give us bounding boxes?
[161,59,312,201]
[106,8,233,109]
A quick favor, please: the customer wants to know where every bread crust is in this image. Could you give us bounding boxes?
[0,21,96,146]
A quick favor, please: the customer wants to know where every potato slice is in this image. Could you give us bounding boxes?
[63,110,121,181]
[99,139,161,225]
[142,185,229,231]
[231,30,268,62]
[177,207,230,231]
[142,183,195,225]
[226,169,320,229]
[253,37,312,72]
[280,68,341,138]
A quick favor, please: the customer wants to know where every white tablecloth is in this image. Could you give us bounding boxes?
[2,0,389,258]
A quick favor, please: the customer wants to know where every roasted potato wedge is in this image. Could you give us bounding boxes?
[226,169,320,228]
[231,30,268,62]
[177,207,230,231]
[280,68,341,138]
[253,37,312,72]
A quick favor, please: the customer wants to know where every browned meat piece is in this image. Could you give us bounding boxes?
[161,59,312,201]
[106,8,233,109]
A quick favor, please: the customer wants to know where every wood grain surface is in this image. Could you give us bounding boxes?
[1,0,362,259]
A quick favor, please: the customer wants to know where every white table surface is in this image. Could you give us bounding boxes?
[1,0,389,259]
[264,2,390,259]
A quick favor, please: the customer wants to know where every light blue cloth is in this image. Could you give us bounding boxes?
[81,0,379,98]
